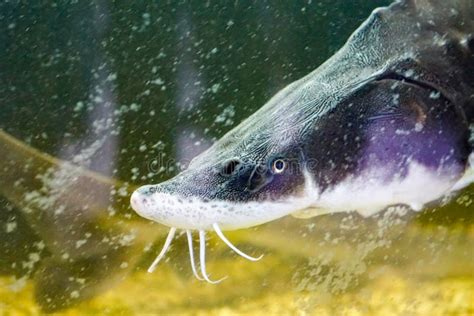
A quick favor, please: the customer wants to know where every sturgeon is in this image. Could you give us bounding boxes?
[131,0,474,283]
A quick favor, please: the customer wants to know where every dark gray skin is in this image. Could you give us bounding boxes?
[131,0,473,233]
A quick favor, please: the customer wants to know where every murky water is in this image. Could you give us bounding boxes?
[0,1,472,314]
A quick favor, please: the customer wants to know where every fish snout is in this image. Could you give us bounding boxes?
[130,184,161,220]
[130,181,210,229]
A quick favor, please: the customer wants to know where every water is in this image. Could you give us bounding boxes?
[0,1,473,314]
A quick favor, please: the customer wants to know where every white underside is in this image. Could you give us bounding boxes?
[295,155,473,219]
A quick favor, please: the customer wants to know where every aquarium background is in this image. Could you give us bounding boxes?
[0,0,472,314]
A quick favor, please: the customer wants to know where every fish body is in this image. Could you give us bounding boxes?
[132,0,473,229]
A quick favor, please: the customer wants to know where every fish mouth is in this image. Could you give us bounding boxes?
[130,183,313,283]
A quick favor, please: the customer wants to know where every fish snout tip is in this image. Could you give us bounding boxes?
[130,189,141,212]
[130,185,158,218]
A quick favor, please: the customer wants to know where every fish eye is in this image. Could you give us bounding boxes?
[272,159,286,174]
[221,159,241,176]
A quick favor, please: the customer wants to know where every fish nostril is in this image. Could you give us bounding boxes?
[220,159,241,176]
[135,184,159,197]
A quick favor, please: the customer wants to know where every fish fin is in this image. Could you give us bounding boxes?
[291,207,332,219]
[355,206,386,218]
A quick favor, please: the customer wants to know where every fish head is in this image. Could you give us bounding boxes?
[130,105,316,231]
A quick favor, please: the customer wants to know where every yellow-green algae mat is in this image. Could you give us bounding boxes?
[0,129,473,315]
[1,216,473,315]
